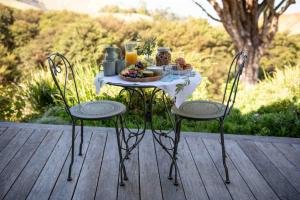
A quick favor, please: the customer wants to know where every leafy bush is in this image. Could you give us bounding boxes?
[1,4,300,137]
[26,78,57,112]
[0,84,25,121]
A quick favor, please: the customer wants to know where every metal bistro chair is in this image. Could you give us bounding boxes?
[171,51,247,185]
[48,52,127,183]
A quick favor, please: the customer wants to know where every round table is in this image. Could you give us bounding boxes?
[94,71,202,185]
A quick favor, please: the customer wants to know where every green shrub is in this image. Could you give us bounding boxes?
[1,5,300,137]
[0,84,25,121]
[26,78,57,112]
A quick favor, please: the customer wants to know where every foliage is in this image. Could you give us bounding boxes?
[260,33,300,78]
[236,65,300,113]
[100,5,150,16]
[26,75,57,112]
[0,4,299,137]
[136,36,157,57]
[0,4,14,49]
[0,84,25,121]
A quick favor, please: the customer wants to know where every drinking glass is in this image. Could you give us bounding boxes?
[124,41,138,66]
[171,51,185,64]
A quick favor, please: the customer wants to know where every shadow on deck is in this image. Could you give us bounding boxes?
[0,122,300,200]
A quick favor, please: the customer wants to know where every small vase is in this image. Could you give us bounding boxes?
[144,55,154,67]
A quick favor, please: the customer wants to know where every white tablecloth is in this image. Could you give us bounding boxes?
[94,72,202,108]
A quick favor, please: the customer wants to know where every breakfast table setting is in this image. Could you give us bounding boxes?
[94,41,202,184]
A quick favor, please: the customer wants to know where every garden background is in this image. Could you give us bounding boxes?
[0,3,299,137]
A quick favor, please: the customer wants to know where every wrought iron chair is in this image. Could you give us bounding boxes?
[48,53,127,184]
[171,51,248,185]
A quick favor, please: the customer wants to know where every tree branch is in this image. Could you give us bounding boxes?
[275,0,286,10]
[207,0,223,15]
[276,0,295,15]
[192,0,221,22]
[258,0,268,16]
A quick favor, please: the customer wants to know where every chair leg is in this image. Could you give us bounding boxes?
[79,120,83,156]
[115,116,126,186]
[220,120,230,184]
[68,121,75,181]
[168,115,181,186]
[119,116,128,181]
[120,115,130,160]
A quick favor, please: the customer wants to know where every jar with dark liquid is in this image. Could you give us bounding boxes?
[156,47,171,66]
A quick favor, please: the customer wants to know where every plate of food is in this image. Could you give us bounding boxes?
[169,57,193,75]
[119,62,162,82]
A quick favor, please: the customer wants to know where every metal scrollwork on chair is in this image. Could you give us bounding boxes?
[171,51,248,185]
[48,53,127,184]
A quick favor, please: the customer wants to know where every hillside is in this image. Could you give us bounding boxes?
[1,0,299,34]
[0,0,39,10]
[278,13,300,34]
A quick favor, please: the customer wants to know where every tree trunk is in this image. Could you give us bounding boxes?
[241,47,260,86]
[193,0,296,86]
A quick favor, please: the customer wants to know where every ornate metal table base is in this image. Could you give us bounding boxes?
[113,85,180,186]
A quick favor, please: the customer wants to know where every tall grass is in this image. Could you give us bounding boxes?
[26,62,122,109]
[236,65,300,113]
[22,63,300,137]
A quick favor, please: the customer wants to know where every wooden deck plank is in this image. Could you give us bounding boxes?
[203,138,255,200]
[0,128,48,199]
[226,140,279,200]
[177,137,209,200]
[239,140,300,200]
[139,132,163,200]
[117,136,140,200]
[0,128,34,173]
[255,142,300,194]
[49,130,92,200]
[186,137,232,200]
[3,122,300,144]
[0,123,300,200]
[154,136,186,200]
[0,127,21,152]
[27,130,78,200]
[292,144,300,153]
[273,143,300,169]
[3,130,62,200]
[95,132,119,200]
[72,131,107,200]
[0,126,8,137]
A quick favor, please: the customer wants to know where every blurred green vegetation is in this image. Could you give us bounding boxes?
[0,4,299,137]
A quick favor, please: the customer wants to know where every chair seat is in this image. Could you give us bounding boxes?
[171,100,228,120]
[70,100,126,120]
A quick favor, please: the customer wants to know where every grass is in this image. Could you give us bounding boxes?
[21,63,300,137]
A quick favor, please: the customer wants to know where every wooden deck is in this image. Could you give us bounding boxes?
[0,122,300,200]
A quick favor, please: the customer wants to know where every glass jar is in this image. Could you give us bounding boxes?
[156,47,171,66]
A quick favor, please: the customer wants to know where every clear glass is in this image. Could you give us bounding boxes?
[171,51,185,63]
[124,41,138,66]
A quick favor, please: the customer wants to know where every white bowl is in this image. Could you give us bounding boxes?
[147,66,163,75]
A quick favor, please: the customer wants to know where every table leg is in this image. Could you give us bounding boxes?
[149,88,181,186]
[118,87,147,159]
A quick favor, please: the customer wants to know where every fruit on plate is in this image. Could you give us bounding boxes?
[174,57,192,70]
[120,64,144,78]
[135,61,146,69]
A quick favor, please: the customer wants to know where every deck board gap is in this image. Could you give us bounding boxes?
[25,130,64,200]
[184,137,210,199]
[202,138,234,200]
[93,132,108,200]
[70,132,94,200]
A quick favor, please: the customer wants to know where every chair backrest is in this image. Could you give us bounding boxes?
[221,51,248,117]
[47,52,80,116]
